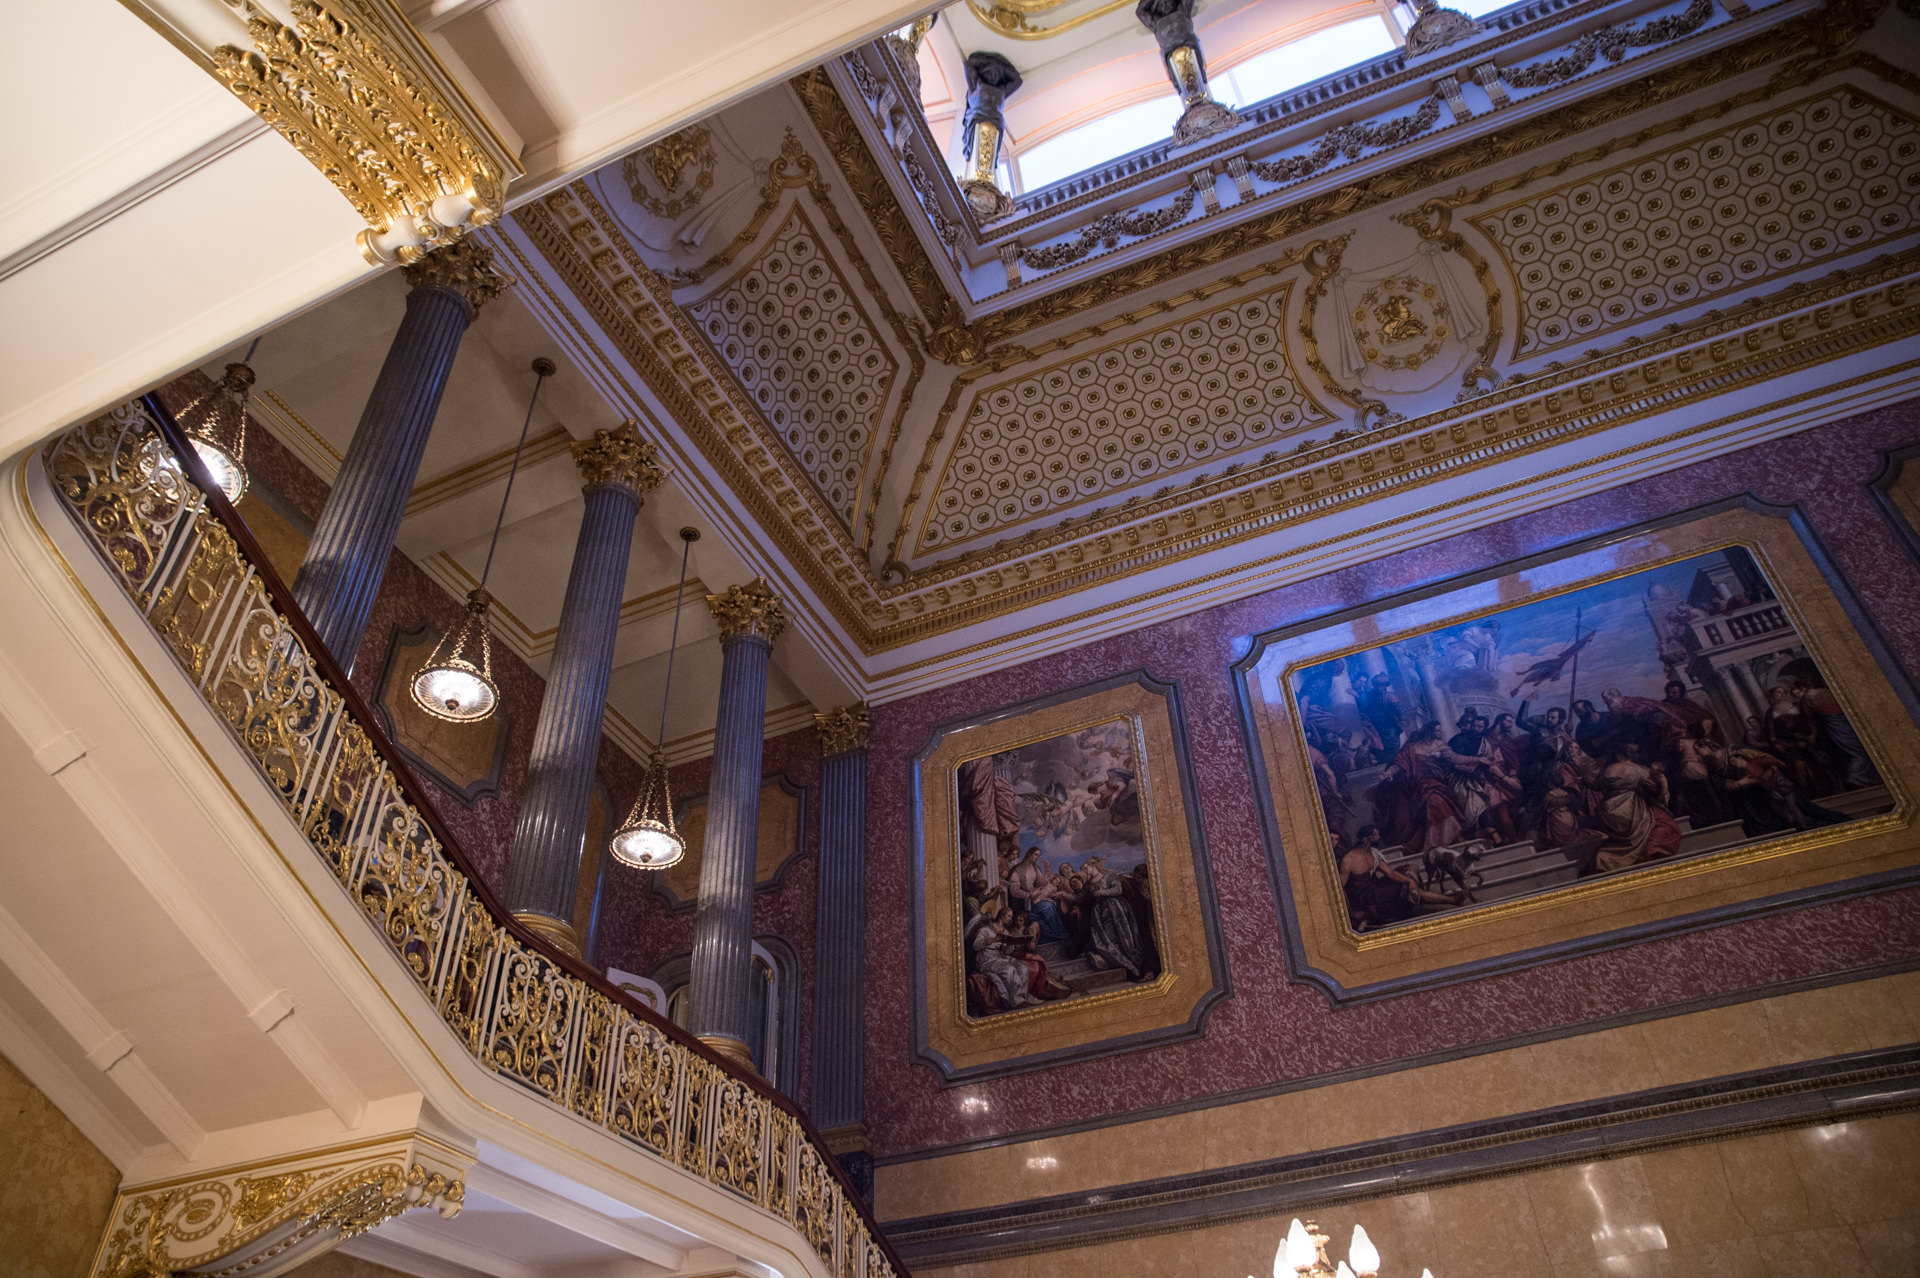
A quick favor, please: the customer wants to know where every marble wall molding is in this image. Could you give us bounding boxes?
[1866,440,1920,568]
[907,669,1232,1082]
[370,622,513,805]
[651,773,811,913]
[881,1040,1920,1267]
[1233,494,1920,1006]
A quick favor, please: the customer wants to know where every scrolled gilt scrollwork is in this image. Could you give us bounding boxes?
[92,1146,464,1278]
[45,405,902,1278]
[210,0,521,265]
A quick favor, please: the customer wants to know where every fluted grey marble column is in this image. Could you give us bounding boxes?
[811,704,870,1186]
[293,240,507,666]
[688,581,788,1068]
[503,423,665,958]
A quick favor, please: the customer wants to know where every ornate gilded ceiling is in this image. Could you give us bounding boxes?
[503,0,1920,693]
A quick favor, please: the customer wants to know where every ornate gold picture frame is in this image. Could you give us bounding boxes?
[911,671,1228,1081]
[1234,502,1920,1003]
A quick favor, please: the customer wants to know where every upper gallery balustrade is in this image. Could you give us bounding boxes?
[38,394,907,1278]
[834,0,1781,309]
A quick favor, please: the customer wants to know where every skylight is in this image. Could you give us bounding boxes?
[1211,17,1400,111]
[1013,94,1185,192]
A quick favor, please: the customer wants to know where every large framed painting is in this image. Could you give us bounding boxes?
[911,671,1227,1081]
[1235,502,1920,1003]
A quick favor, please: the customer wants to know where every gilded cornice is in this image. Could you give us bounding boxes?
[571,420,666,494]
[518,19,1917,656]
[210,0,522,266]
[793,0,1891,365]
[814,703,872,756]
[707,580,790,644]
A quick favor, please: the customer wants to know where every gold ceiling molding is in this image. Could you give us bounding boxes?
[1465,86,1920,356]
[688,205,901,529]
[793,0,1892,364]
[915,276,1334,554]
[868,250,1920,645]
[511,199,888,645]
[91,1130,466,1278]
[209,0,523,266]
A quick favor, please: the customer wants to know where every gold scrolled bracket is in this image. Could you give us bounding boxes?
[205,0,523,266]
[90,1129,468,1278]
[570,420,668,495]
[813,703,872,756]
[706,580,790,645]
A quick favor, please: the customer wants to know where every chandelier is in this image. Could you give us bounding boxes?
[608,527,699,869]
[1257,1218,1432,1278]
[410,357,553,722]
[175,338,259,503]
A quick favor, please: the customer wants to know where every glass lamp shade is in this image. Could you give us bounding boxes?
[609,817,685,869]
[176,362,254,503]
[610,751,684,869]
[410,590,499,722]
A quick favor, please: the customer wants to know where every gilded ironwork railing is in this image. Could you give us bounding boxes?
[41,398,904,1278]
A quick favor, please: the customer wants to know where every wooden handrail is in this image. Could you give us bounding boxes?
[140,393,904,1272]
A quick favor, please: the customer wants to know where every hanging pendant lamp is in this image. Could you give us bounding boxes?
[410,357,555,723]
[176,338,260,503]
[609,527,699,869]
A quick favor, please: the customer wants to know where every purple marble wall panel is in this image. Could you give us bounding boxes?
[861,399,1920,1157]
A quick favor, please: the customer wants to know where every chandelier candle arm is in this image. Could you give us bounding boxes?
[408,358,552,722]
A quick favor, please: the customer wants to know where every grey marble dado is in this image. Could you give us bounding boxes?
[882,1043,1920,1267]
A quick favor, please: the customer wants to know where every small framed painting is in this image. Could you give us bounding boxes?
[1234,501,1919,1003]
[911,671,1228,1081]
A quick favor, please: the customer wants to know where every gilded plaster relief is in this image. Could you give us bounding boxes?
[689,208,900,528]
[920,283,1331,551]
[1473,89,1920,356]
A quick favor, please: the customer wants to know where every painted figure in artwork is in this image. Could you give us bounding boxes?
[956,719,1162,1017]
[1289,547,1895,930]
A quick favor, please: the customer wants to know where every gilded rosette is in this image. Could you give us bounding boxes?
[402,240,510,315]
[570,422,666,495]
[813,703,871,756]
[706,580,790,645]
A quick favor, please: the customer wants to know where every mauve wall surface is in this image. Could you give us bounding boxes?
[159,374,649,898]
[595,726,825,1110]
[861,399,1920,1159]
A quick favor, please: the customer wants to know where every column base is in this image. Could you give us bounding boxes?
[697,1034,757,1073]
[513,911,582,959]
[820,1122,871,1157]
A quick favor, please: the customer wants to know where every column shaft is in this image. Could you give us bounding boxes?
[811,738,867,1130]
[688,634,773,1052]
[292,282,472,663]
[503,483,641,946]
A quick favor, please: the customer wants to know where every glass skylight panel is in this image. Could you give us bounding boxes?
[1214,17,1399,109]
[1012,94,1184,192]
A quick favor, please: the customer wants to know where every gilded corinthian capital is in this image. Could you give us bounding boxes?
[706,580,789,645]
[813,703,871,756]
[402,239,509,315]
[570,421,666,494]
